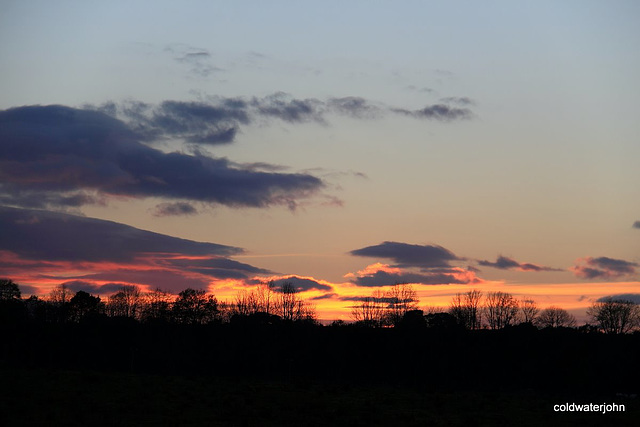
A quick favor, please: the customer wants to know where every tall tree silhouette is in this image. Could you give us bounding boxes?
[0,278,25,323]
[68,291,102,322]
[0,278,21,301]
[172,288,220,325]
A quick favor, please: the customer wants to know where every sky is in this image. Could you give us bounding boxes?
[1,0,639,321]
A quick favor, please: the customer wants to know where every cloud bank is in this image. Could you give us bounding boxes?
[0,206,272,293]
[350,241,460,268]
[0,105,323,211]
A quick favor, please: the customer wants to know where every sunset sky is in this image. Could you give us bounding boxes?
[1,0,638,321]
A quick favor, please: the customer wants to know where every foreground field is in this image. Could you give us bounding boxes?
[1,368,637,427]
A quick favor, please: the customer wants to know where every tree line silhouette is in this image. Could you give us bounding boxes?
[0,279,316,326]
[1,277,639,394]
[1,278,639,334]
[350,285,640,333]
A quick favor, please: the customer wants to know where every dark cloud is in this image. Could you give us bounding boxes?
[98,92,474,143]
[69,269,210,293]
[61,280,126,295]
[392,104,473,121]
[1,95,475,211]
[350,270,475,287]
[266,276,332,292]
[571,256,638,279]
[596,294,640,304]
[251,92,324,123]
[478,255,561,272]
[0,206,240,263]
[338,295,401,304]
[0,105,324,210]
[633,221,640,229]
[151,202,198,217]
[161,257,272,280]
[0,190,105,210]
[350,241,460,269]
[164,257,270,273]
[0,209,276,295]
[147,100,248,143]
[309,293,338,301]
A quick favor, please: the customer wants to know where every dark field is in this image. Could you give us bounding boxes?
[2,367,638,427]
[2,320,639,426]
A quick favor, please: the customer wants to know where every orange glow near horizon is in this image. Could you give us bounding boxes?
[5,249,639,324]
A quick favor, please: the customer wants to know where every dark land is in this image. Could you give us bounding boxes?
[1,315,639,426]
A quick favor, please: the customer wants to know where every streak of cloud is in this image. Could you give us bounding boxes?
[596,293,640,304]
[478,255,562,272]
[151,202,198,217]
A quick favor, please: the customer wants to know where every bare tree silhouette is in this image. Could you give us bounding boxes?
[350,290,386,327]
[449,289,483,330]
[587,298,640,334]
[384,283,418,326]
[518,298,539,324]
[484,291,519,330]
[536,306,576,328]
[107,285,142,319]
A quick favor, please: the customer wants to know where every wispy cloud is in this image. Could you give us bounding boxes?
[165,43,223,77]
[151,202,198,217]
[478,255,562,272]
[439,97,475,106]
[391,104,473,121]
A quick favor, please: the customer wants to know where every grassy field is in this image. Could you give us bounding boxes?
[1,367,637,426]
